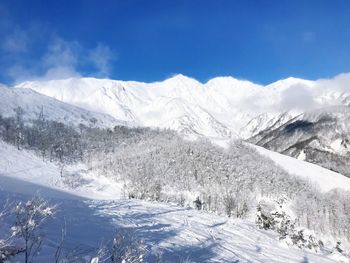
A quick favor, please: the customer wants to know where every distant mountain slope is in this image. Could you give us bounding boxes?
[15,73,350,139]
[251,143,350,192]
[0,85,125,128]
[250,106,350,177]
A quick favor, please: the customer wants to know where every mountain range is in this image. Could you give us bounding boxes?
[13,73,350,138]
[2,73,350,176]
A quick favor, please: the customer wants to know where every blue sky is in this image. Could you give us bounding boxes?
[1,0,350,85]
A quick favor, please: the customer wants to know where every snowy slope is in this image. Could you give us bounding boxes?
[0,141,345,262]
[0,85,125,128]
[251,144,350,192]
[212,138,350,193]
[1,191,342,263]
[0,141,123,199]
[15,73,350,139]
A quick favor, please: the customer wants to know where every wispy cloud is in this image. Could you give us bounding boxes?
[1,25,116,83]
[279,84,317,111]
[88,43,115,77]
[316,73,350,94]
[41,36,82,80]
[43,37,80,68]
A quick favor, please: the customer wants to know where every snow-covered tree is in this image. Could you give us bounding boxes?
[12,197,55,263]
[0,201,21,262]
[91,229,146,263]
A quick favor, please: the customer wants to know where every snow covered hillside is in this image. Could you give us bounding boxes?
[251,144,350,192]
[250,106,350,177]
[14,73,350,139]
[0,141,123,199]
[0,85,125,128]
[0,140,347,262]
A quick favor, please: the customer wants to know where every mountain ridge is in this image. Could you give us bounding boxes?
[0,85,126,128]
[250,105,350,177]
[13,73,350,139]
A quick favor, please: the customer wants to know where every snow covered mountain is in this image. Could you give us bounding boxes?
[10,73,350,179]
[14,73,350,140]
[0,85,125,128]
[250,106,350,177]
[15,76,239,139]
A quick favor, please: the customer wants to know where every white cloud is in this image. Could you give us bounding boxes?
[279,84,316,111]
[88,43,115,77]
[277,73,350,112]
[3,31,116,82]
[44,66,81,80]
[317,73,350,93]
[40,36,82,80]
[43,37,80,69]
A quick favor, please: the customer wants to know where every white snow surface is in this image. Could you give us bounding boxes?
[15,73,350,139]
[211,139,350,193]
[0,141,123,199]
[252,144,350,192]
[0,141,349,262]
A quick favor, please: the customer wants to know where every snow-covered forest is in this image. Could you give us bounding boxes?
[1,108,350,262]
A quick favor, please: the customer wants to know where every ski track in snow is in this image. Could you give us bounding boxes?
[0,191,338,263]
[86,199,338,263]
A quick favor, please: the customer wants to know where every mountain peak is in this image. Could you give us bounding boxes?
[164,74,201,85]
[168,73,193,80]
